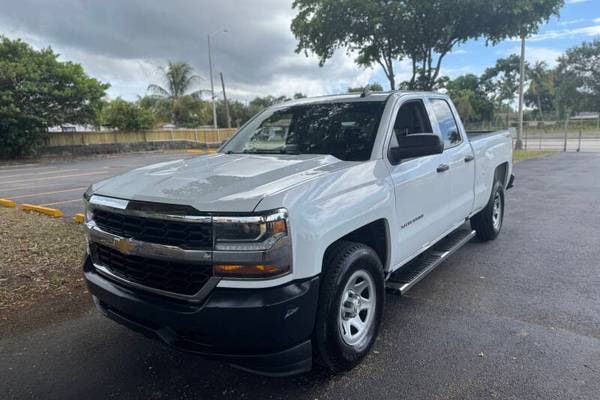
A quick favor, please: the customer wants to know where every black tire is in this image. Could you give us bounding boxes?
[313,241,385,373]
[471,180,505,241]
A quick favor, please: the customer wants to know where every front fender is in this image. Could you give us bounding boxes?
[256,160,396,281]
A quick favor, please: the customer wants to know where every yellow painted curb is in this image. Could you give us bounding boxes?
[21,204,64,218]
[73,213,85,224]
[0,198,17,208]
[186,149,206,154]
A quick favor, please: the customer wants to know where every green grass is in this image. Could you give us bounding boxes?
[513,150,555,163]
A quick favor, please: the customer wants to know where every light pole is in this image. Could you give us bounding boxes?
[516,33,526,150]
[208,29,227,129]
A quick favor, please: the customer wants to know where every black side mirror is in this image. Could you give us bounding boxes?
[388,134,444,164]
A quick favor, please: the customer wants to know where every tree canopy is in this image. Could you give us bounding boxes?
[291,0,564,90]
[555,40,600,115]
[0,36,108,157]
[99,98,154,131]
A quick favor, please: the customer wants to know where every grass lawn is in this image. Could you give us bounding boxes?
[513,150,555,163]
[0,208,88,330]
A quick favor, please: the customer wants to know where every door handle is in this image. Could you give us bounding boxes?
[436,164,450,173]
[464,155,474,162]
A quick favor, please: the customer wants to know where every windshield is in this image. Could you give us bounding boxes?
[221,101,386,161]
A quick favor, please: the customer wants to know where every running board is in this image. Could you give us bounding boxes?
[386,228,476,295]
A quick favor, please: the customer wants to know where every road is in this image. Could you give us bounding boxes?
[0,151,199,218]
[1,152,600,399]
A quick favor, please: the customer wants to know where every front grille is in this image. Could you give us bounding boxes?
[93,209,212,250]
[91,243,213,296]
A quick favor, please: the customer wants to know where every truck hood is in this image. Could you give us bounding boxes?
[92,153,352,212]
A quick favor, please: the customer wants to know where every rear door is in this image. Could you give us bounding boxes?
[428,97,476,226]
[386,96,453,264]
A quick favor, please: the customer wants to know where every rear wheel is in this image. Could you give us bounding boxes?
[471,180,505,241]
[314,241,384,373]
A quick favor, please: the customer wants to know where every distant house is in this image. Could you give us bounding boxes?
[570,112,599,121]
[48,124,101,132]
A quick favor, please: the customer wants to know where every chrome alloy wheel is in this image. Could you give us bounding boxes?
[338,269,376,347]
[492,190,503,231]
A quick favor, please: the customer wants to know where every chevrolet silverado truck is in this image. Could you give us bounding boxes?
[82,91,513,376]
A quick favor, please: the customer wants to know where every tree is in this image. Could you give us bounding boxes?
[481,55,524,126]
[525,61,555,120]
[0,36,108,157]
[100,98,154,131]
[555,40,600,115]
[347,83,384,93]
[147,62,204,126]
[291,0,563,90]
[442,74,494,124]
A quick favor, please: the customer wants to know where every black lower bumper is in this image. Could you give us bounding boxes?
[83,256,320,376]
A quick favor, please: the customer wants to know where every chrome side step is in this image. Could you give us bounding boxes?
[386,228,476,295]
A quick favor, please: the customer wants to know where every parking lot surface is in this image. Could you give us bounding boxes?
[1,152,599,400]
[0,151,197,218]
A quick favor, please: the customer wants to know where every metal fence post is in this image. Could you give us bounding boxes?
[563,119,569,152]
[577,129,582,152]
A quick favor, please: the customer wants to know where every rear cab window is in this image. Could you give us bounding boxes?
[429,98,462,149]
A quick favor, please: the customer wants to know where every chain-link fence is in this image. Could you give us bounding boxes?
[466,119,600,152]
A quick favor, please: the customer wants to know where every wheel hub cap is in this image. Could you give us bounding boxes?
[338,270,376,347]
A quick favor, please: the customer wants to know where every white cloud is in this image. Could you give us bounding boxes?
[566,0,590,4]
[505,46,563,67]
[558,18,585,26]
[0,0,396,101]
[526,24,600,41]
[594,17,600,23]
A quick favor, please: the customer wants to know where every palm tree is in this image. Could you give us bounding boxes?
[527,61,554,122]
[147,62,203,126]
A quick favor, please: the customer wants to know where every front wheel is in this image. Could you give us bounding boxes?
[313,241,385,373]
[471,180,505,241]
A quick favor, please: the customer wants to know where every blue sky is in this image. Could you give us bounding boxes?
[425,0,600,80]
[0,0,599,101]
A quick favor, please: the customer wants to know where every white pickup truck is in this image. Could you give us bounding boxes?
[82,91,513,376]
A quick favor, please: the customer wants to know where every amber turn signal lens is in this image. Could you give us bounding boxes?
[269,219,287,234]
[214,264,289,278]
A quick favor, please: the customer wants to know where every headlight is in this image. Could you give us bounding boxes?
[213,209,291,279]
[83,186,94,222]
[213,209,288,251]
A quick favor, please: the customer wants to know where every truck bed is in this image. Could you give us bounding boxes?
[466,130,510,141]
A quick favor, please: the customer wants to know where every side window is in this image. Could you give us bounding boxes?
[392,100,433,142]
[430,99,462,148]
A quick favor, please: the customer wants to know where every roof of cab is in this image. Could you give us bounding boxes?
[275,90,442,108]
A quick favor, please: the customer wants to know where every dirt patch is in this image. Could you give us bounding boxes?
[0,208,91,336]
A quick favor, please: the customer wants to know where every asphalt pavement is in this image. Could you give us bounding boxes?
[1,152,599,399]
[0,151,198,218]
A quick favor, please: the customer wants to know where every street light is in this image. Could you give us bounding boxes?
[208,28,227,129]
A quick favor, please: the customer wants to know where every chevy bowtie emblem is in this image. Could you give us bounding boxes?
[115,238,136,255]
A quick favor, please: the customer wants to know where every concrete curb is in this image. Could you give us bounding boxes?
[0,198,17,208]
[21,204,64,218]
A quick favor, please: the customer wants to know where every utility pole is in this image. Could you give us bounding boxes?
[516,33,526,150]
[208,29,227,129]
[208,34,217,129]
[220,72,232,129]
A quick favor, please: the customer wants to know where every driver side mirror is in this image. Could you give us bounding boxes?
[388,134,444,164]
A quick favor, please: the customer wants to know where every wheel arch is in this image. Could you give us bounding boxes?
[322,219,390,273]
[494,162,510,188]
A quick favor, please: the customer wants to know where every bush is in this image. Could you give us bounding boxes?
[100,98,154,131]
[0,36,108,157]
